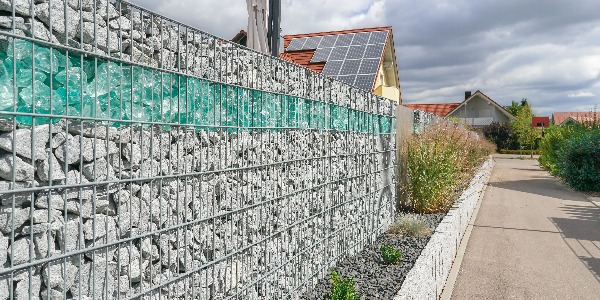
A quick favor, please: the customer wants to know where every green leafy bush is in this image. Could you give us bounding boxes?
[482,122,519,150]
[538,125,581,174]
[327,270,360,300]
[380,244,403,265]
[555,130,600,191]
[401,122,495,213]
[498,149,540,155]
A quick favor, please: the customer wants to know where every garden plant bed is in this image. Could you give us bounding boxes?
[302,213,445,299]
[301,156,495,300]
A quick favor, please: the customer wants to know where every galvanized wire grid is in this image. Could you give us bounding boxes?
[0,0,396,299]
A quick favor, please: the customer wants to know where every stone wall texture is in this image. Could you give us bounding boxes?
[0,0,397,299]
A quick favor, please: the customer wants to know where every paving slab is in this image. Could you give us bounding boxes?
[450,158,600,299]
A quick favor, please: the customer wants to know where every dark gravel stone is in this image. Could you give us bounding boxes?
[302,213,445,300]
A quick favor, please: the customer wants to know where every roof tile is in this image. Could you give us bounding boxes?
[552,112,600,125]
[403,103,461,117]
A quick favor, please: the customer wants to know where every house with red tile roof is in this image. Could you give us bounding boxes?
[279,26,401,102]
[404,90,515,127]
[532,117,550,128]
[552,111,600,126]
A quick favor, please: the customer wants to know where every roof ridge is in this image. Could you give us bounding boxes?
[283,26,393,38]
[403,102,462,105]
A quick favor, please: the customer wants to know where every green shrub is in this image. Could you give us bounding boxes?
[555,130,600,191]
[482,122,519,150]
[401,123,495,213]
[538,125,581,174]
[380,244,403,265]
[498,149,540,155]
[327,270,360,300]
[388,215,431,237]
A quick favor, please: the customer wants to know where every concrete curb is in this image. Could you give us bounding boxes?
[393,156,495,300]
[584,195,600,208]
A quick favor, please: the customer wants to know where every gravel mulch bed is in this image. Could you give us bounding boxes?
[301,212,445,300]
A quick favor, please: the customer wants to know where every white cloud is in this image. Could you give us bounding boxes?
[568,91,596,98]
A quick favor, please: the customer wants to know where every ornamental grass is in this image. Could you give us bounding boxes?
[401,122,495,213]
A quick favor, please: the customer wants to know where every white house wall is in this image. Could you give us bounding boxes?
[448,95,510,124]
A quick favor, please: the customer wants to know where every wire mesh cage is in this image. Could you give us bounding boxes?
[0,0,397,299]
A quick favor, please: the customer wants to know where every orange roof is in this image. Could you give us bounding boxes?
[404,90,515,119]
[403,103,461,117]
[552,112,600,125]
[279,50,326,73]
[231,30,247,42]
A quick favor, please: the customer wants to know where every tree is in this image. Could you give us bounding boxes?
[482,122,519,150]
[510,104,541,156]
[504,98,529,116]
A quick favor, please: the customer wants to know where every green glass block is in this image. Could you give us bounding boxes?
[31,46,59,74]
[67,52,84,68]
[55,67,87,88]
[7,40,32,60]
[0,84,15,111]
[81,59,97,84]
[52,48,72,69]
[15,104,33,125]
[0,59,14,111]
[16,68,47,88]
[56,86,85,108]
[86,61,123,96]
[18,80,65,115]
[0,57,12,79]
[121,66,133,90]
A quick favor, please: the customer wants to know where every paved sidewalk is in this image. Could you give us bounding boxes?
[450,157,600,299]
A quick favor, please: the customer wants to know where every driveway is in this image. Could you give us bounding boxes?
[449,157,600,299]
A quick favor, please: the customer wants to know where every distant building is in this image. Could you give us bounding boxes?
[532,117,550,128]
[231,30,248,47]
[552,112,600,126]
[404,90,515,128]
[279,26,401,102]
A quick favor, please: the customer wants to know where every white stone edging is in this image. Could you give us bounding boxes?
[393,156,495,300]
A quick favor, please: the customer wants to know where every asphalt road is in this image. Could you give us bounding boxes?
[450,157,600,299]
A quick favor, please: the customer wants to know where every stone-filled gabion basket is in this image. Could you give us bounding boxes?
[0,0,397,299]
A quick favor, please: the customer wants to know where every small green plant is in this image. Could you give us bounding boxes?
[380,244,403,265]
[388,215,431,237]
[327,270,360,300]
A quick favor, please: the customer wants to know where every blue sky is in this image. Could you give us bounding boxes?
[134,0,600,116]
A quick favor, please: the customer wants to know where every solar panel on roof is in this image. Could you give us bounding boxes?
[303,36,322,49]
[340,59,361,75]
[355,74,375,90]
[338,75,357,87]
[329,46,349,60]
[358,58,380,74]
[351,32,371,45]
[334,33,354,47]
[368,30,388,44]
[286,37,308,51]
[322,60,343,76]
[286,30,390,90]
[346,46,365,59]
[310,47,332,63]
[319,35,337,48]
[363,44,383,59]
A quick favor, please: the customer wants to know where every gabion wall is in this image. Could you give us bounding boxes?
[0,1,397,299]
